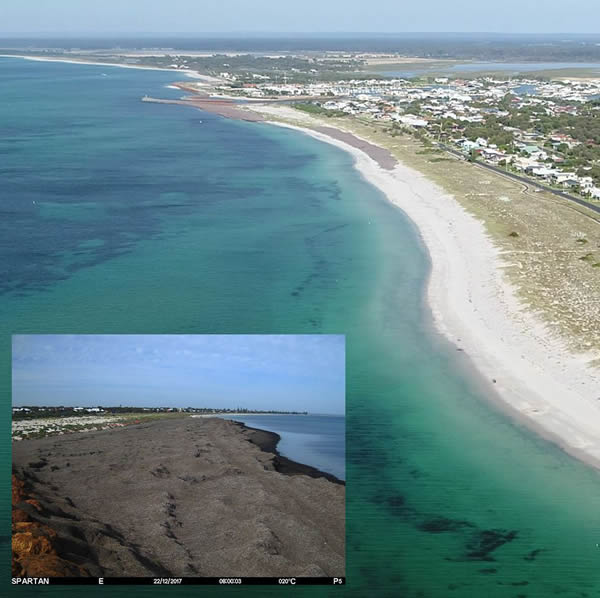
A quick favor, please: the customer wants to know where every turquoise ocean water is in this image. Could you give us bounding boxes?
[219,414,345,481]
[2,58,600,596]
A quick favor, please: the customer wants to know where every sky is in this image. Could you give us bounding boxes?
[12,335,345,414]
[1,1,599,35]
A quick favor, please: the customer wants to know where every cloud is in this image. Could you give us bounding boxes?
[12,335,345,413]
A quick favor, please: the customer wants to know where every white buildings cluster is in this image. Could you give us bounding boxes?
[215,71,600,199]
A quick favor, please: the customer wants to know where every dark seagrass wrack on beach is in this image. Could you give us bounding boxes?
[313,126,398,170]
[12,417,345,577]
[142,95,265,121]
[238,422,345,486]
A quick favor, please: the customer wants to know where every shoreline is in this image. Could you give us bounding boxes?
[6,53,600,470]
[263,117,600,471]
[141,95,264,121]
[0,54,220,82]
[230,421,345,486]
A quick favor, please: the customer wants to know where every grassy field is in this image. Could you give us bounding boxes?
[252,105,600,357]
[362,60,600,80]
[354,120,600,355]
[362,59,461,73]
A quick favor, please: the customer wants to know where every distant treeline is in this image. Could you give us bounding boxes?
[2,35,600,61]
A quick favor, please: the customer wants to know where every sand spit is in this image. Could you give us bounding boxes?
[12,417,345,577]
[142,95,264,122]
[264,118,600,469]
[0,54,221,83]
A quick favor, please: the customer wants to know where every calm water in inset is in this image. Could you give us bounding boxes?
[2,57,600,596]
[219,414,345,481]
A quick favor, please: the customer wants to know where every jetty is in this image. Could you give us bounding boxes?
[141,95,264,121]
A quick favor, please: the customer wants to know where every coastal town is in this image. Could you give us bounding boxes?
[7,48,600,201]
[188,61,600,412]
[12,405,308,439]
[5,15,600,591]
[208,74,600,203]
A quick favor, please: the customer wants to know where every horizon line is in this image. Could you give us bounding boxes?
[1,31,600,37]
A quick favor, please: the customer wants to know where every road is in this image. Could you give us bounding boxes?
[437,142,600,217]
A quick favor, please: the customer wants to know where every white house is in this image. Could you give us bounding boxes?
[551,172,578,185]
[459,139,481,152]
[529,166,555,179]
[480,148,507,163]
[395,115,428,127]
[586,187,600,200]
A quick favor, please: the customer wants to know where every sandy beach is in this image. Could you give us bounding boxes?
[141,95,264,121]
[6,51,600,466]
[12,417,345,577]
[252,108,600,469]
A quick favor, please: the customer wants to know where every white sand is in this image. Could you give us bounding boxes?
[268,119,600,468]
[4,54,599,466]
[0,54,221,83]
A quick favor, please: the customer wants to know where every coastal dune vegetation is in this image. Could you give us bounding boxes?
[252,105,600,357]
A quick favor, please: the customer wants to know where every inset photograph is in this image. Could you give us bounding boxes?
[11,334,345,579]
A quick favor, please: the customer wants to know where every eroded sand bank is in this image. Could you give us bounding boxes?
[12,417,345,577]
